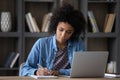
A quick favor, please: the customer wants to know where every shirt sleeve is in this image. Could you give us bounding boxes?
[78,38,85,51]
[20,39,42,76]
[59,69,70,76]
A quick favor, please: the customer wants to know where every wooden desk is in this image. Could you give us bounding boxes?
[0,76,120,80]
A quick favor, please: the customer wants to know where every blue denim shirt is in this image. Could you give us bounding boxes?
[20,34,85,76]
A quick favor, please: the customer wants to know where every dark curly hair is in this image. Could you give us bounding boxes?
[49,3,86,41]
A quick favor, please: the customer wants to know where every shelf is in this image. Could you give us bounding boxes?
[24,32,51,37]
[25,0,54,2]
[0,68,18,70]
[86,32,117,38]
[88,0,117,3]
[0,32,20,37]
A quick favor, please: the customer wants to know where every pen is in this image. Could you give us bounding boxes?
[37,64,51,74]
[37,64,43,68]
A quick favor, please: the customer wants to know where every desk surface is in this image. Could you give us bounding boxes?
[0,76,120,80]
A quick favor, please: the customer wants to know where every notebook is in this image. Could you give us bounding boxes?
[70,51,108,78]
[30,75,58,79]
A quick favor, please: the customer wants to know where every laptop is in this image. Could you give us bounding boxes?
[70,51,108,78]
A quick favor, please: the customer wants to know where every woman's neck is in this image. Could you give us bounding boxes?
[57,41,67,49]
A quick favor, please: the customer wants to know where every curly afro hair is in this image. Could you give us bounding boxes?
[49,3,86,41]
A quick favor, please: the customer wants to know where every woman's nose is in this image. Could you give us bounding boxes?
[61,32,66,38]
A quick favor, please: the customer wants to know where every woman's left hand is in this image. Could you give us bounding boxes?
[50,70,60,76]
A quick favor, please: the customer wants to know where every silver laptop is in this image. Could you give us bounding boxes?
[70,51,108,78]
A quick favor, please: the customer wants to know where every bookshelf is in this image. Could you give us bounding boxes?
[22,0,54,61]
[0,0,120,76]
[85,0,120,74]
[0,0,22,76]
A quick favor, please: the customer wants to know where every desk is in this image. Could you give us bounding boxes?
[0,76,120,80]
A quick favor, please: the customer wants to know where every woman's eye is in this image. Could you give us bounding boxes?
[66,31,73,34]
[67,32,72,34]
[59,29,63,31]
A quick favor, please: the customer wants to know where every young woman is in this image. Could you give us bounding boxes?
[21,3,86,76]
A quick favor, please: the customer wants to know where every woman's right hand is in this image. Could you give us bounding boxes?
[36,67,50,76]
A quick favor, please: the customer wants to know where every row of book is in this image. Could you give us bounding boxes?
[3,52,20,68]
[89,0,116,1]
[88,10,116,33]
[107,61,116,73]
[105,61,120,78]
[25,12,52,32]
[25,11,116,33]
[25,13,40,32]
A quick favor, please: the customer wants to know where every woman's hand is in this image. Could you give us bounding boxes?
[36,68,59,76]
[36,67,50,76]
[50,70,60,76]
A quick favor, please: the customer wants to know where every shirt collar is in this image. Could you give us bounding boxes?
[67,39,72,48]
[53,34,58,51]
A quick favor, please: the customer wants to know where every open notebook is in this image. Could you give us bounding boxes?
[30,75,58,79]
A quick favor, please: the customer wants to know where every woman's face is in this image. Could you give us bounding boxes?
[56,22,74,44]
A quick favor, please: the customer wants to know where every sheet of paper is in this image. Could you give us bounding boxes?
[30,75,58,79]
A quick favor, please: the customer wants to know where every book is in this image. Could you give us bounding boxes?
[4,52,16,68]
[107,61,116,73]
[88,11,99,33]
[27,12,37,32]
[103,14,109,31]
[25,13,34,32]
[25,12,40,32]
[104,13,116,32]
[10,53,20,68]
[41,12,52,32]
[30,75,58,79]
[32,17,40,32]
